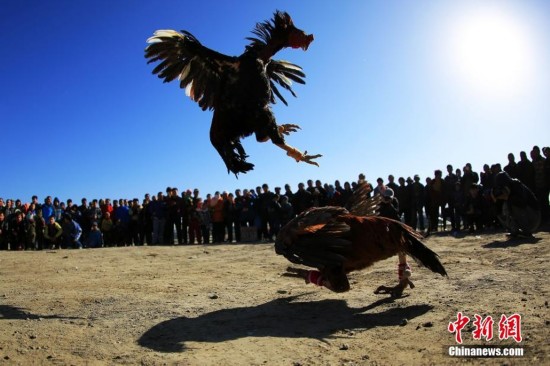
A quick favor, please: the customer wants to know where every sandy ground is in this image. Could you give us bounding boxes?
[0,227,548,366]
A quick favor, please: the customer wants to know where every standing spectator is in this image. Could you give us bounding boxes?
[443,165,459,231]
[279,195,294,226]
[396,177,411,225]
[4,199,15,221]
[141,194,153,245]
[14,199,24,213]
[44,215,63,249]
[326,184,342,206]
[53,197,63,222]
[178,190,191,244]
[251,187,262,238]
[65,199,75,213]
[25,213,37,250]
[480,164,494,192]
[387,175,399,193]
[504,153,519,179]
[165,188,182,245]
[334,180,344,195]
[100,211,115,247]
[464,184,483,233]
[0,211,8,250]
[293,182,313,215]
[78,198,91,240]
[340,182,353,207]
[210,192,225,243]
[410,175,425,231]
[129,199,142,245]
[240,189,255,227]
[231,192,242,242]
[25,203,40,245]
[188,198,202,244]
[115,199,131,246]
[9,211,26,250]
[283,184,294,204]
[41,196,55,222]
[428,170,446,232]
[378,188,400,221]
[68,202,81,223]
[86,200,102,234]
[234,189,245,229]
[455,168,462,182]
[480,164,497,228]
[314,180,328,206]
[30,195,41,211]
[267,194,282,240]
[544,147,550,221]
[259,184,275,240]
[101,198,114,219]
[306,179,316,195]
[461,163,480,195]
[222,192,236,242]
[311,187,322,207]
[516,151,535,191]
[373,177,386,196]
[530,146,548,221]
[424,177,433,230]
[199,199,211,244]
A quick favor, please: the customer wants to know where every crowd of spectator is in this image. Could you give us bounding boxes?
[0,145,548,251]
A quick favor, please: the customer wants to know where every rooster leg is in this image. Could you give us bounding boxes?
[283,267,349,292]
[213,139,255,175]
[374,254,415,298]
[275,143,322,166]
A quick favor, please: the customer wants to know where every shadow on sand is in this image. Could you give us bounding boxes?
[483,236,541,248]
[0,304,83,321]
[138,295,433,352]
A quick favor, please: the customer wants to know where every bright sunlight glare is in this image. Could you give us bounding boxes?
[448,5,536,99]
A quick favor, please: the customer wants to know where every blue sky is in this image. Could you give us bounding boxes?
[1,0,549,203]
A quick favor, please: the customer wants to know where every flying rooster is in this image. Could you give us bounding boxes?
[145,11,321,175]
[275,185,448,297]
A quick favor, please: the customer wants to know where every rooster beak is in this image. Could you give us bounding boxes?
[289,30,314,51]
[302,34,314,51]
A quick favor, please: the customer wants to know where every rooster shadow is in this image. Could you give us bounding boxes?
[138,295,433,352]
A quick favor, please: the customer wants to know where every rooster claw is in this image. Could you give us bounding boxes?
[374,279,415,298]
[282,267,309,278]
[278,124,301,136]
[301,151,322,166]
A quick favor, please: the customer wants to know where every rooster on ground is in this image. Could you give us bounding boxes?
[275,184,448,297]
[145,11,320,175]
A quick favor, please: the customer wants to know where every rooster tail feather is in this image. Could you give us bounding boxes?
[403,231,447,277]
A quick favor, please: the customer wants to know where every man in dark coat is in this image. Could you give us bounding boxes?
[492,171,540,237]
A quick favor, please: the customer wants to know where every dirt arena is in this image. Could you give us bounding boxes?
[0,228,548,365]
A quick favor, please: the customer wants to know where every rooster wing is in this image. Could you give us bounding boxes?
[145,31,307,111]
[145,30,235,111]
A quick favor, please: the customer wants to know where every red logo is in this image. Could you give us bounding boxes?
[448,312,470,344]
[449,313,522,344]
[498,314,522,342]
